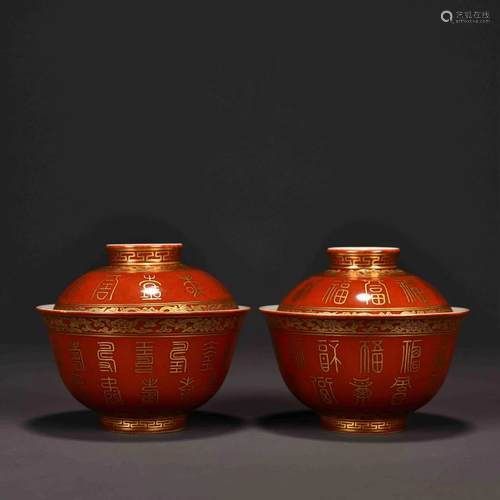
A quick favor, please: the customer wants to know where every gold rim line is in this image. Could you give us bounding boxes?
[269,331,459,337]
[99,413,187,433]
[47,331,240,338]
[320,414,406,434]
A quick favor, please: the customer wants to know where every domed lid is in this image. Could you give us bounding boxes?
[278,247,452,315]
[55,243,238,312]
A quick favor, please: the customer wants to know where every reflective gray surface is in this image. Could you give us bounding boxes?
[1,342,499,500]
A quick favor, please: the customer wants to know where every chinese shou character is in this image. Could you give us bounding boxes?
[322,281,351,305]
[318,340,342,373]
[141,378,159,405]
[201,341,218,371]
[359,341,384,374]
[310,376,338,404]
[139,275,162,301]
[169,341,189,373]
[432,338,449,371]
[179,377,195,401]
[69,340,85,372]
[101,377,123,405]
[349,378,373,406]
[135,341,153,374]
[364,280,391,306]
[391,376,412,405]
[91,275,120,301]
[288,338,306,371]
[97,342,117,373]
[396,279,428,303]
[177,274,203,297]
[400,340,422,373]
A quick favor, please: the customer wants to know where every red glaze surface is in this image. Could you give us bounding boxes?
[55,244,237,312]
[38,305,249,433]
[279,247,451,315]
[261,306,468,434]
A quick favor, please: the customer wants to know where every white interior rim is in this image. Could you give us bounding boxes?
[328,247,400,251]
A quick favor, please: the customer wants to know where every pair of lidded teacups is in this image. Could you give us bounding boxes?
[37,243,468,435]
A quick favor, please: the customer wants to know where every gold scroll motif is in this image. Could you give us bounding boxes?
[97,341,117,373]
[288,338,306,371]
[364,280,391,306]
[139,275,162,301]
[177,274,203,297]
[396,279,429,303]
[317,340,342,373]
[179,377,195,402]
[70,374,91,400]
[400,340,422,373]
[349,378,373,406]
[61,298,235,313]
[44,314,242,335]
[135,341,154,374]
[169,341,189,373]
[101,377,123,405]
[69,341,85,371]
[359,340,384,374]
[201,341,218,372]
[141,378,159,405]
[310,376,338,404]
[391,376,412,405]
[91,275,120,301]
[330,253,397,269]
[322,281,351,305]
[267,315,462,335]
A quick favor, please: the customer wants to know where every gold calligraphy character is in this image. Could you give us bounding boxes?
[97,342,117,373]
[139,275,162,301]
[317,340,342,373]
[310,376,338,404]
[349,378,373,406]
[391,376,412,405]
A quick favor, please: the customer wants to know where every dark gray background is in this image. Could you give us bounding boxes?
[1,1,499,499]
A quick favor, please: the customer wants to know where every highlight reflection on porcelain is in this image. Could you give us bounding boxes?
[37,243,249,434]
[261,247,468,434]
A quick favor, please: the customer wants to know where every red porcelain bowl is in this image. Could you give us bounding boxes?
[260,306,468,434]
[37,304,249,433]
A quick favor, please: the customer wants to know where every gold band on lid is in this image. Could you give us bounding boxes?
[106,244,182,266]
[328,247,400,269]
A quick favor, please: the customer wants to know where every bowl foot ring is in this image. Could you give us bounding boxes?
[99,412,188,434]
[320,414,406,434]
